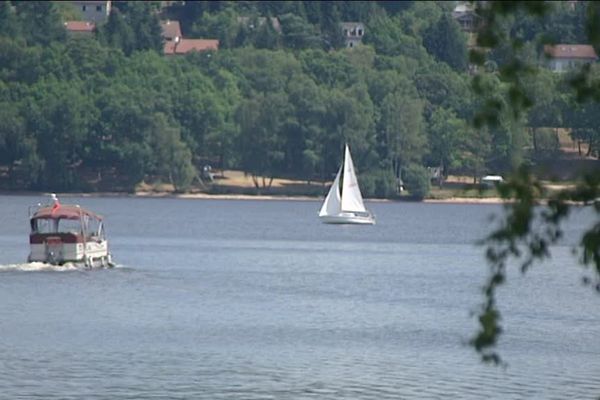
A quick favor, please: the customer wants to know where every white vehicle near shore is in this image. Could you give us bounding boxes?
[481,175,504,187]
[28,194,113,268]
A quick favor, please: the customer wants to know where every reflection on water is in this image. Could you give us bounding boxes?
[0,195,598,399]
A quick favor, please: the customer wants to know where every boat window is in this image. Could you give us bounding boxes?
[57,218,82,234]
[33,219,57,233]
[86,218,102,239]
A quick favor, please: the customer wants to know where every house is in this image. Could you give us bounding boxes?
[451,2,481,32]
[160,20,182,42]
[68,1,111,23]
[164,38,219,55]
[64,21,96,37]
[340,22,364,48]
[160,19,218,56]
[544,44,598,72]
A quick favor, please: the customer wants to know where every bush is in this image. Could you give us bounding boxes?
[403,164,431,200]
[359,169,398,199]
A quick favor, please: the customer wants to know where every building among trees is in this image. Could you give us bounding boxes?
[68,0,111,23]
[543,44,598,72]
[340,22,364,48]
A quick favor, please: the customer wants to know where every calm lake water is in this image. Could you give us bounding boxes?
[0,194,598,399]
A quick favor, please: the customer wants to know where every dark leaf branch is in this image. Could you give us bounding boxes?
[474,166,600,363]
[470,1,600,364]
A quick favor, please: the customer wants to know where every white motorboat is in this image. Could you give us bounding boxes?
[28,194,113,268]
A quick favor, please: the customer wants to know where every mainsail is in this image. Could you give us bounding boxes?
[340,145,367,213]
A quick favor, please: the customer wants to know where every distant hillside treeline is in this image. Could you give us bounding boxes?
[0,1,597,196]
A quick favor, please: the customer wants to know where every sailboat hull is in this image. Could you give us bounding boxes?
[319,212,375,225]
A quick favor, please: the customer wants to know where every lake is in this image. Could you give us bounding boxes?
[0,194,598,399]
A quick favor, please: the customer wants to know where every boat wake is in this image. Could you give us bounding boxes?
[1,262,87,272]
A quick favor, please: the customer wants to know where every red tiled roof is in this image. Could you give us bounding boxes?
[160,20,181,40]
[174,39,219,53]
[544,44,598,59]
[164,39,219,55]
[64,21,96,32]
[164,41,177,54]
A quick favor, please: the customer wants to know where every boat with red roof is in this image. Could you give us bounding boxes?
[28,194,113,268]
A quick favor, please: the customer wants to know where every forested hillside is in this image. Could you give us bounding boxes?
[0,1,596,196]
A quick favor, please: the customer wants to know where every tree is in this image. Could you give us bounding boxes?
[165,0,208,34]
[414,63,473,119]
[99,2,163,55]
[521,69,561,155]
[147,113,196,192]
[469,2,600,369]
[423,14,468,71]
[97,7,136,55]
[426,107,468,185]
[236,92,289,190]
[126,2,163,54]
[254,15,281,49]
[54,1,83,21]
[402,164,430,200]
[235,47,302,93]
[279,13,320,49]
[320,1,345,49]
[321,83,376,179]
[564,99,600,158]
[13,1,66,46]
[0,101,25,186]
[0,1,21,38]
[190,9,239,49]
[24,79,92,190]
[298,48,356,88]
[376,1,413,16]
[364,12,428,60]
[379,91,426,184]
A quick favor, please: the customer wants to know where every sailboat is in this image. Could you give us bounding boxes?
[319,144,375,225]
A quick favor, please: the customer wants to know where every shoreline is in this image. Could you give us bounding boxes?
[9,190,592,206]
[0,189,509,204]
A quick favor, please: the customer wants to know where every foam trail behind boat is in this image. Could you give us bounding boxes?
[0,262,81,272]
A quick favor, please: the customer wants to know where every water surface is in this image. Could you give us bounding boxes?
[0,195,598,399]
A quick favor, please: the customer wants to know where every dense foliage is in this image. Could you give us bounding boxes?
[0,1,596,196]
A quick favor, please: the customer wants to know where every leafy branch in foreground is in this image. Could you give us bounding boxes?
[471,167,600,365]
[470,1,600,365]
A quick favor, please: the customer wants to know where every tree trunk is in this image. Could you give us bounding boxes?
[219,152,224,178]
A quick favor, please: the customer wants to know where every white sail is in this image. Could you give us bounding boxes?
[340,145,367,213]
[319,165,342,217]
[318,144,374,225]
